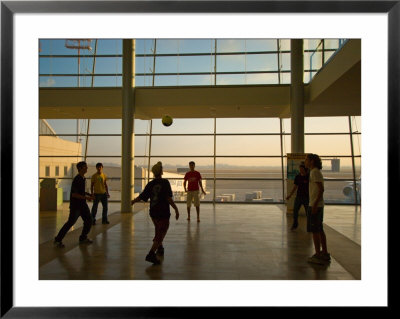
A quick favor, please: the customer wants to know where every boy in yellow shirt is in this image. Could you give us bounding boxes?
[91,163,110,225]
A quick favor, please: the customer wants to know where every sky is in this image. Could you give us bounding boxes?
[39,38,342,87]
[44,116,361,169]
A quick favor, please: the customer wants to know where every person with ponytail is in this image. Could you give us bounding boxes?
[304,154,331,264]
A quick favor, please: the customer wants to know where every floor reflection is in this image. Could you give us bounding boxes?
[40,204,359,280]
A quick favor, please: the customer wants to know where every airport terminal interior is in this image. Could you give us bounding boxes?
[39,38,361,280]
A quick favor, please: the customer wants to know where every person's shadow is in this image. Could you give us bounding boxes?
[184,221,200,278]
[308,261,331,279]
[145,263,163,279]
[56,243,93,279]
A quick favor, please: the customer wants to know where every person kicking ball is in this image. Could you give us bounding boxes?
[131,162,179,265]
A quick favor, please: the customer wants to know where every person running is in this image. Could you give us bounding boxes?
[54,161,94,248]
[90,162,110,225]
[286,163,309,230]
[131,161,179,265]
[184,161,206,222]
[304,153,331,264]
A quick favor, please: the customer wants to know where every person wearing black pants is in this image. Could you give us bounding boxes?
[286,164,309,231]
[54,161,94,248]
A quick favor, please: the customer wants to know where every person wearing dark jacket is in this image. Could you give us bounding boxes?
[131,161,180,265]
[54,161,94,248]
[286,164,309,230]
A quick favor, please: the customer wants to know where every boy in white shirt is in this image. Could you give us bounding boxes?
[304,153,331,264]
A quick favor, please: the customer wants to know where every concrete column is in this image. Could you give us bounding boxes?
[121,39,135,213]
[290,39,304,153]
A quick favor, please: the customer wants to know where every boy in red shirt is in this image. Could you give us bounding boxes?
[184,161,206,222]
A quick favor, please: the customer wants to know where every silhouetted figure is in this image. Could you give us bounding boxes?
[304,154,331,264]
[91,162,110,225]
[184,161,206,222]
[54,161,94,248]
[131,161,179,265]
[286,163,309,230]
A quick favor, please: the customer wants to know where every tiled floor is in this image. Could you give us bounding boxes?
[323,205,361,245]
[39,203,360,280]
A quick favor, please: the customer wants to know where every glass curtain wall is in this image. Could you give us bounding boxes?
[282,116,361,204]
[39,116,361,204]
[39,38,359,204]
[39,39,345,87]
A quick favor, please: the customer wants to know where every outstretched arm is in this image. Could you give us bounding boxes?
[167,197,179,220]
[72,192,93,201]
[286,185,298,200]
[131,196,143,205]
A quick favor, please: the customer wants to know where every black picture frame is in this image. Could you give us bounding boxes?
[1,0,395,317]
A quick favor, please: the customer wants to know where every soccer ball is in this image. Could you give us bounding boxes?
[162,115,173,127]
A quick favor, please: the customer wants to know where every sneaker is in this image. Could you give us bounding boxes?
[320,252,331,262]
[307,254,326,265]
[54,239,65,248]
[79,238,93,245]
[102,220,110,224]
[156,246,164,256]
[145,252,161,265]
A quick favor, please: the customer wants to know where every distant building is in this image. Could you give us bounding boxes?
[39,120,203,202]
[39,119,82,200]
